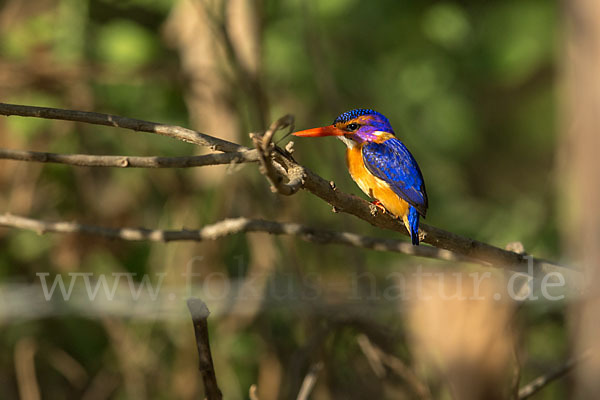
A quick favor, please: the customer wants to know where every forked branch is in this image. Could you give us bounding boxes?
[0,102,581,284]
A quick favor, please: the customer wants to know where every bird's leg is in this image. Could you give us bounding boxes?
[370,200,388,215]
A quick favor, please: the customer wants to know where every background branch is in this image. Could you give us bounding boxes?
[0,102,249,153]
[296,362,323,400]
[518,350,592,399]
[0,213,467,261]
[251,114,304,195]
[357,334,432,400]
[0,148,256,168]
[186,298,222,400]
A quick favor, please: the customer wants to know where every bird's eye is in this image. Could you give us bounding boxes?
[346,123,360,131]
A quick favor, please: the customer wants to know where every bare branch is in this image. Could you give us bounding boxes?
[249,384,260,400]
[0,102,249,153]
[0,103,580,280]
[357,334,432,400]
[296,362,323,400]
[196,0,270,129]
[261,114,295,151]
[252,114,304,195]
[300,167,580,281]
[0,213,467,261]
[0,148,256,168]
[186,298,222,400]
[510,321,522,400]
[518,350,593,399]
[356,334,386,378]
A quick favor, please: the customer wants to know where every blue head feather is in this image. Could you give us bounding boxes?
[333,109,381,124]
[333,109,394,135]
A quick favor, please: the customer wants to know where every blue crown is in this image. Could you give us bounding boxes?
[333,109,393,133]
[333,109,380,124]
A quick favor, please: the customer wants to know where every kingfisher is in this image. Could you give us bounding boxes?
[293,109,428,245]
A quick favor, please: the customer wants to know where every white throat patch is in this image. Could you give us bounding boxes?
[337,135,355,149]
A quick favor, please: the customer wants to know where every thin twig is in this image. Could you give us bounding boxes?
[262,114,295,152]
[0,102,248,153]
[357,334,386,378]
[14,338,41,400]
[0,148,256,168]
[186,298,222,400]
[518,350,593,399]
[0,213,468,261]
[510,322,522,400]
[249,384,260,400]
[252,114,303,195]
[357,334,432,400]
[197,0,270,129]
[296,362,323,400]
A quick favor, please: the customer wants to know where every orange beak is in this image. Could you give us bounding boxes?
[292,125,344,137]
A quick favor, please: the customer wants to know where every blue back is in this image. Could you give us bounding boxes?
[361,138,428,217]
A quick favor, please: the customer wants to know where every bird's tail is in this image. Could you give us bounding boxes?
[404,206,420,245]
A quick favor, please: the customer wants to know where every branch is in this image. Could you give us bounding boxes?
[0,102,249,153]
[300,168,569,273]
[251,114,304,195]
[518,350,593,399]
[249,384,260,400]
[186,298,222,400]
[0,103,581,281]
[296,362,323,400]
[0,148,256,168]
[357,334,432,400]
[197,0,270,129]
[510,324,522,400]
[0,213,468,261]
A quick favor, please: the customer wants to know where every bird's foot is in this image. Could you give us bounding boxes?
[370,200,388,216]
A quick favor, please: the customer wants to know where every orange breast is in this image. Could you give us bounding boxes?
[346,145,410,220]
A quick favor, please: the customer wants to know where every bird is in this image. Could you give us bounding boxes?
[293,109,428,245]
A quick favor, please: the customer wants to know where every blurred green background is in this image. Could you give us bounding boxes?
[0,0,569,399]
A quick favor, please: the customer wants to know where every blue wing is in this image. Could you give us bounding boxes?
[362,138,428,217]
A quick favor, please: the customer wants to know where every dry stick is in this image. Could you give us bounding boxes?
[0,103,579,279]
[518,350,593,400]
[380,353,432,400]
[186,298,223,400]
[199,0,270,130]
[0,213,466,261]
[356,334,386,378]
[357,334,432,400]
[249,384,260,400]
[252,114,304,195]
[0,102,248,153]
[510,325,522,400]
[296,362,323,400]
[299,156,579,282]
[0,148,256,168]
[301,167,569,274]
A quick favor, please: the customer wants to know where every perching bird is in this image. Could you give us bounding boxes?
[293,109,428,245]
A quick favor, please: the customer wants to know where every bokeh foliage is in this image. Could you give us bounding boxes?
[0,0,567,398]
